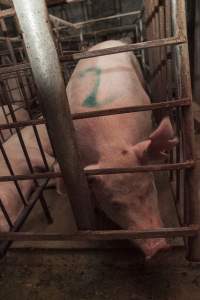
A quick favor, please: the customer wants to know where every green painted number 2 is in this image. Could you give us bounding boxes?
[79,67,114,108]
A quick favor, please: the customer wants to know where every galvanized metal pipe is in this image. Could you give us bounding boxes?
[13,0,95,229]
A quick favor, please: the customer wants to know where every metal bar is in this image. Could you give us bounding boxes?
[0,36,21,43]
[0,226,198,242]
[0,98,190,130]
[174,0,199,262]
[13,0,95,230]
[49,14,78,29]
[60,36,186,61]
[0,8,140,30]
[58,24,138,38]
[85,161,194,176]
[0,36,186,74]
[0,161,193,182]
[0,8,18,64]
[0,8,15,18]
[72,98,190,119]
[39,194,53,224]
[0,63,30,75]
[74,11,141,28]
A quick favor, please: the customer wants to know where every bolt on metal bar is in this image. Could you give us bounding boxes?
[13,0,95,230]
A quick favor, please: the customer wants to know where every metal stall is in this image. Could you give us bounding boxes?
[0,0,199,261]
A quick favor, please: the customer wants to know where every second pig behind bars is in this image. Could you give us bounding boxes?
[62,40,178,259]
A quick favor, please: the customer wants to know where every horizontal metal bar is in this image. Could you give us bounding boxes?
[0,118,45,130]
[0,36,21,42]
[74,11,142,29]
[60,36,186,61]
[58,23,137,39]
[0,226,198,241]
[0,161,194,182]
[0,63,30,75]
[0,98,191,130]
[85,161,194,175]
[0,8,15,18]
[0,171,61,182]
[49,14,78,29]
[72,98,191,119]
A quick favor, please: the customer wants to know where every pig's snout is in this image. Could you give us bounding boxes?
[142,238,170,260]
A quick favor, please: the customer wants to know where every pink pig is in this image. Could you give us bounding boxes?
[63,40,178,259]
[0,123,55,231]
[0,105,29,143]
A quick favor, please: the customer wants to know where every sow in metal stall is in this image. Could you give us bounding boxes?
[0,0,199,262]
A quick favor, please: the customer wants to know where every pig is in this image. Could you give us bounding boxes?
[0,122,55,231]
[63,40,178,259]
[0,105,29,143]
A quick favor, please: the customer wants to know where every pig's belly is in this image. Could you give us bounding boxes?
[74,111,152,167]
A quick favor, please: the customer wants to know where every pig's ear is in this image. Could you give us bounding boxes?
[134,117,178,163]
[148,116,178,160]
[132,139,152,163]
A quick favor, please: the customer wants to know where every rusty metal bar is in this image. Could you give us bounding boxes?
[0,8,17,64]
[74,11,141,29]
[0,63,30,75]
[61,36,186,61]
[0,161,193,183]
[0,97,191,131]
[13,0,95,230]
[173,0,199,262]
[72,98,190,119]
[0,225,198,242]
[49,14,78,29]
[0,8,15,18]
[85,161,194,176]
[58,23,138,39]
[0,36,186,74]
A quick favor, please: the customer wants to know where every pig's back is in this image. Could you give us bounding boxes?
[67,40,152,165]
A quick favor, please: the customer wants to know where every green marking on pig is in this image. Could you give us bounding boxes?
[79,67,114,107]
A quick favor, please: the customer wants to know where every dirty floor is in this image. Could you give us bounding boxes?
[0,248,200,300]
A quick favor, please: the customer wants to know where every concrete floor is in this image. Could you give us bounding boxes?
[0,248,200,300]
[0,171,198,299]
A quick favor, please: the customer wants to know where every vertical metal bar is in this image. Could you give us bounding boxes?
[40,194,53,224]
[0,9,17,65]
[175,0,199,261]
[13,0,95,229]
